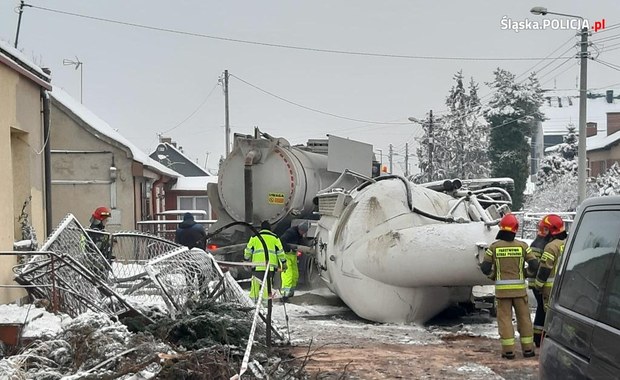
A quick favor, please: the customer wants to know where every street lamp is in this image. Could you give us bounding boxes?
[409,111,434,181]
[63,57,83,103]
[530,6,588,204]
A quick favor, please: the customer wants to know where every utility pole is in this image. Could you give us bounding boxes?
[224,70,230,158]
[577,27,588,204]
[14,1,30,48]
[389,144,393,174]
[428,110,434,182]
[404,143,409,177]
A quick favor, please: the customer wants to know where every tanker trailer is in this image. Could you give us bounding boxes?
[314,174,514,323]
[207,130,373,271]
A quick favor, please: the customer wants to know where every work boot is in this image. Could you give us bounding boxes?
[534,334,542,348]
[523,350,536,358]
[501,352,515,360]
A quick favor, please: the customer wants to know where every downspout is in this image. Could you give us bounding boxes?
[244,150,261,224]
[42,88,52,235]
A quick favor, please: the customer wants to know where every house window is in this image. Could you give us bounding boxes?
[178,196,210,217]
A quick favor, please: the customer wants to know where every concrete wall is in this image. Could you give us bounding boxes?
[50,100,137,230]
[0,64,47,303]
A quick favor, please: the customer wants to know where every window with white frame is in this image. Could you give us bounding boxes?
[178,196,210,217]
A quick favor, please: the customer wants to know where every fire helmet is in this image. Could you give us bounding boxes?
[499,214,519,233]
[541,214,565,236]
[537,219,549,237]
[92,206,111,221]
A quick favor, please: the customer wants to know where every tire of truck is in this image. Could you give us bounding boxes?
[299,254,321,289]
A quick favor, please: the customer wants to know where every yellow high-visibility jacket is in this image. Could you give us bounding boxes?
[244,230,285,272]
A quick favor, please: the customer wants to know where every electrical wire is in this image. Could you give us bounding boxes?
[591,23,620,34]
[229,73,411,125]
[160,81,219,134]
[590,32,620,44]
[26,4,574,62]
[593,58,620,72]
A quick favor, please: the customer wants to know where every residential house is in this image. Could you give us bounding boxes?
[149,139,218,222]
[49,87,178,230]
[0,40,51,303]
[150,138,210,177]
[532,88,620,177]
[586,111,620,177]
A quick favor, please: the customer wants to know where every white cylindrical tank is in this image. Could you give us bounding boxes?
[316,177,496,323]
[218,136,342,225]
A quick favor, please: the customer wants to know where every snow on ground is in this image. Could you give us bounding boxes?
[0,304,69,339]
[270,287,504,345]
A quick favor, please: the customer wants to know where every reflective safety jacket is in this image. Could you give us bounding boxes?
[527,235,548,289]
[484,239,536,298]
[535,238,565,289]
[244,229,285,272]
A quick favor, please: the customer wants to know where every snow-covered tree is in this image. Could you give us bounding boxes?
[413,71,489,182]
[595,162,620,196]
[412,111,446,183]
[536,124,578,187]
[526,172,579,212]
[484,70,545,209]
[443,71,490,179]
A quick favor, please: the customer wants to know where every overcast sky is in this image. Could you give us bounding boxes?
[2,0,619,174]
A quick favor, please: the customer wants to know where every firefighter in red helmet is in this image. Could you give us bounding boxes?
[480,213,538,359]
[534,214,567,312]
[528,218,552,347]
[88,206,112,259]
[90,206,111,230]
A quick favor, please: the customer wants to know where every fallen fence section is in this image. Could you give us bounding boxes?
[13,214,256,322]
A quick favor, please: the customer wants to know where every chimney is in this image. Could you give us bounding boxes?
[607,112,620,136]
[160,136,172,144]
[606,90,614,104]
[586,122,597,137]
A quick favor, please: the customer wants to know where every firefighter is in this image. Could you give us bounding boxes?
[244,221,286,304]
[280,221,309,299]
[89,206,111,230]
[529,219,551,347]
[534,214,567,312]
[87,206,112,260]
[480,214,538,359]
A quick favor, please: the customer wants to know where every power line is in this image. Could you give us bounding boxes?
[590,32,620,44]
[27,4,574,62]
[161,81,219,134]
[593,58,620,73]
[592,23,620,34]
[229,73,411,125]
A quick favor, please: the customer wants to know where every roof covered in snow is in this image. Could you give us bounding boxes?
[51,87,178,178]
[587,129,620,151]
[171,175,218,191]
[0,38,50,81]
[541,89,620,135]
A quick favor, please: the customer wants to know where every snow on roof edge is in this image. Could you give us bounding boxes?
[51,87,178,177]
[0,39,50,80]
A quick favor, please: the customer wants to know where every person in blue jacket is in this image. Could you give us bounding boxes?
[175,212,207,250]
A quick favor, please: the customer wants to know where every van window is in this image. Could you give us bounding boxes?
[557,210,620,319]
[600,248,620,329]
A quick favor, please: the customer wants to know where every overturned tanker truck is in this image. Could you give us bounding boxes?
[208,129,514,323]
